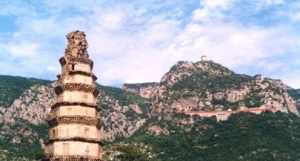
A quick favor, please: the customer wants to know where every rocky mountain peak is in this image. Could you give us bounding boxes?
[161,60,233,87]
[140,60,299,118]
[122,60,299,118]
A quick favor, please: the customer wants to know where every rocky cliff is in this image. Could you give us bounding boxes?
[125,61,299,118]
[123,83,159,99]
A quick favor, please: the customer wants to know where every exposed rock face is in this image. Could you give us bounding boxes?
[126,60,299,119]
[97,87,148,141]
[0,83,149,146]
[123,83,159,99]
[0,84,55,150]
[1,84,55,125]
[147,125,169,136]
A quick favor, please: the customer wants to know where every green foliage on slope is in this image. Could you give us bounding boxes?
[0,119,48,160]
[0,147,36,161]
[172,73,252,92]
[288,89,300,100]
[98,84,151,115]
[169,61,253,93]
[111,112,300,161]
[0,75,50,107]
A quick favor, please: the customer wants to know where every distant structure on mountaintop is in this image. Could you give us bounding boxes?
[201,55,208,61]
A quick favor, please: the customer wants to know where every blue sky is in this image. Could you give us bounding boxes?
[0,0,300,88]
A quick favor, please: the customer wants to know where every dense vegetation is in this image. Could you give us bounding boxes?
[172,73,253,92]
[98,84,151,119]
[0,75,50,107]
[7,112,300,161]
[98,85,150,108]
[111,112,300,161]
[0,120,47,160]
[170,72,258,110]
[288,89,300,100]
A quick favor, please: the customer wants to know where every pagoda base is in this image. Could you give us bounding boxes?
[42,155,102,161]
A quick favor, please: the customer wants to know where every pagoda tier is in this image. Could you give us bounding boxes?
[44,31,102,161]
[47,115,101,128]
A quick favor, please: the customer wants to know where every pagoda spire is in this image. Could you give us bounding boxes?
[65,30,89,58]
[44,31,102,161]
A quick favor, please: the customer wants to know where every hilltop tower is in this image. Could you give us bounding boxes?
[201,55,208,61]
[44,31,102,161]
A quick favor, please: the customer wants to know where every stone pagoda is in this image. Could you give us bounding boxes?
[44,31,102,161]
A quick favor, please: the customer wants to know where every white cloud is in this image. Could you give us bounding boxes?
[202,0,234,9]
[258,0,285,7]
[89,17,299,85]
[166,21,299,68]
[4,41,40,58]
[193,0,234,21]
[0,1,37,17]
[278,72,300,89]
[1,0,300,88]
[86,8,181,84]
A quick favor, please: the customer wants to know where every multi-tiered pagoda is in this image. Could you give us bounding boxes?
[44,31,102,161]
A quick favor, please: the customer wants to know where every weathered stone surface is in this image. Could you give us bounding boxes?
[65,31,89,58]
[44,31,103,160]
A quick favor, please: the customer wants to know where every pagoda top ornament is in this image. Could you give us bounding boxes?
[65,30,89,58]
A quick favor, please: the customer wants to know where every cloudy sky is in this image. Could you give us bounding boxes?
[0,0,300,88]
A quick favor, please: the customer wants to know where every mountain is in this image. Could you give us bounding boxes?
[0,76,150,160]
[125,60,299,117]
[0,60,300,161]
[0,75,50,107]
